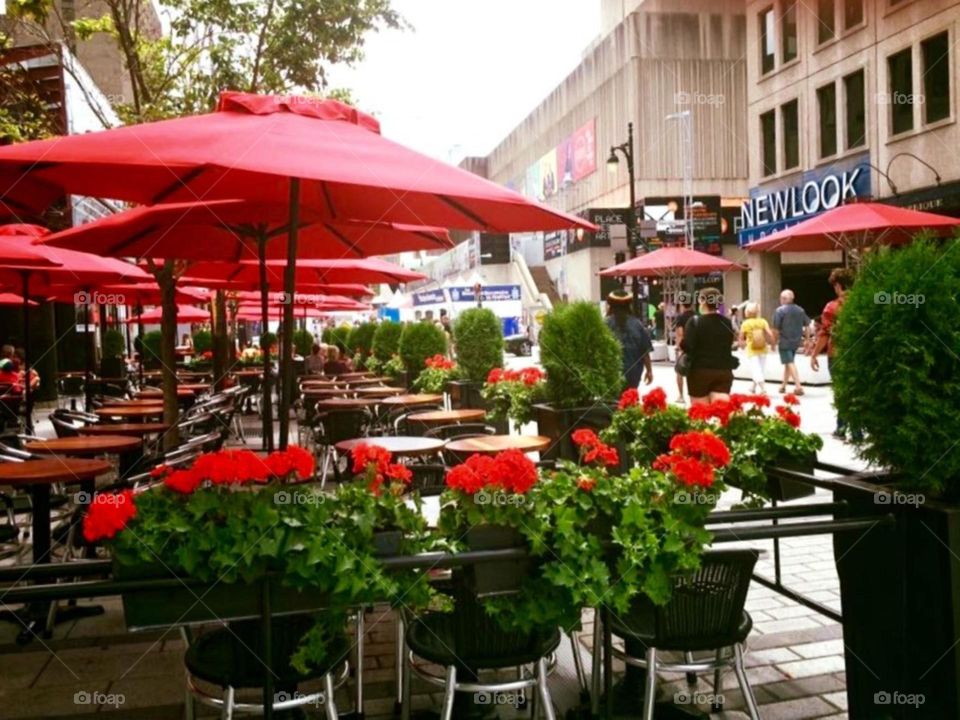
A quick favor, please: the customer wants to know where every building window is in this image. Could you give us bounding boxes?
[760,7,776,74]
[888,47,914,135]
[844,0,863,30]
[817,0,836,45]
[844,70,866,149]
[761,110,777,176]
[818,83,838,158]
[922,32,950,124]
[782,100,800,169]
[783,2,798,63]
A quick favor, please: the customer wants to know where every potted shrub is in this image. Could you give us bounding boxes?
[398,321,447,390]
[141,330,164,370]
[371,321,403,368]
[827,238,960,719]
[100,328,127,379]
[191,329,213,356]
[292,328,314,358]
[481,366,547,433]
[535,302,623,460]
[448,308,503,409]
[347,322,377,359]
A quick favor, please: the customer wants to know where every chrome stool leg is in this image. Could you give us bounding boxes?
[713,648,724,711]
[324,672,339,720]
[439,665,457,720]
[590,611,603,716]
[734,644,760,720]
[643,647,657,720]
[537,657,557,720]
[355,607,365,716]
[221,686,234,720]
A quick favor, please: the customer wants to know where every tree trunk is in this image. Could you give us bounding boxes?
[157,261,180,450]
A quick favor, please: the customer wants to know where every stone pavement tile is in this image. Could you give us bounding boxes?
[790,639,844,659]
[720,664,790,690]
[754,616,823,635]
[823,690,848,711]
[104,674,183,711]
[2,680,110,718]
[767,605,820,620]
[743,646,802,667]
[745,596,786,611]
[776,654,846,679]
[0,648,50,689]
[33,643,181,687]
[749,622,843,651]
[762,673,847,700]
[756,695,840,719]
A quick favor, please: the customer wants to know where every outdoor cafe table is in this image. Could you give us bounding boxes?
[178,383,211,393]
[445,434,552,455]
[313,398,378,411]
[77,422,170,437]
[25,435,142,458]
[134,387,195,399]
[95,406,165,422]
[335,436,445,459]
[302,387,351,398]
[231,369,263,378]
[343,377,386,387]
[407,409,486,426]
[380,393,443,408]
[353,386,405,398]
[334,372,373,380]
[300,378,339,387]
[100,398,163,408]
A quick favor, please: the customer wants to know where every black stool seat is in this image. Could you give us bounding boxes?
[0,524,17,543]
[407,611,560,669]
[609,593,753,652]
[186,619,348,689]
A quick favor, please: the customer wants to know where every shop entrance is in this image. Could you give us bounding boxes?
[781,264,834,321]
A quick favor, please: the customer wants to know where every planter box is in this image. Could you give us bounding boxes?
[463,524,529,598]
[534,402,615,462]
[766,453,817,502]
[834,478,960,718]
[115,562,325,631]
[446,380,484,410]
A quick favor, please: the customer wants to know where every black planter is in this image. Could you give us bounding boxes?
[463,524,529,597]
[534,402,615,462]
[834,478,960,719]
[114,561,325,631]
[767,452,818,501]
[446,380,484,410]
[372,529,404,558]
[99,358,125,380]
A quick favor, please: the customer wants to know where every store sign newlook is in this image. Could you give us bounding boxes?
[739,155,871,245]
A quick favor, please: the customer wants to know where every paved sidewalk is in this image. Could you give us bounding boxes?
[0,361,865,718]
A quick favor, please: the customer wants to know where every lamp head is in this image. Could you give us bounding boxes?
[606,148,619,173]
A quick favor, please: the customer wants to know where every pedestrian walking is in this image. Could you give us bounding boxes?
[681,287,738,404]
[739,302,774,395]
[772,289,809,395]
[672,295,696,404]
[606,290,654,389]
[810,268,858,439]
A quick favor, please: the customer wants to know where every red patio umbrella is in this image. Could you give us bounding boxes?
[745,201,960,256]
[184,257,427,286]
[599,246,745,278]
[128,305,211,324]
[0,293,39,307]
[1,91,594,450]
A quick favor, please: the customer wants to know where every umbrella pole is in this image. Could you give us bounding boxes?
[278,178,301,450]
[84,287,93,412]
[137,304,144,388]
[258,233,274,452]
[20,272,32,435]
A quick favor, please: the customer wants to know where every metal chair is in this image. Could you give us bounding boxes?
[603,549,761,719]
[313,408,372,486]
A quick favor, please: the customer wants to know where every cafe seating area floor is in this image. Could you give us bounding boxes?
[0,363,863,718]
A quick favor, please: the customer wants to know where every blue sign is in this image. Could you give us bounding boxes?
[448,285,522,303]
[412,290,446,306]
[739,154,871,245]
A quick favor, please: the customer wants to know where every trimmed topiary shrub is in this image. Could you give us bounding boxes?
[322,324,351,352]
[142,331,163,368]
[399,322,448,378]
[539,301,623,408]
[833,237,960,496]
[452,308,503,383]
[102,328,125,359]
[293,329,315,357]
[371,321,403,363]
[191,330,213,354]
[260,331,277,353]
[348,322,377,356]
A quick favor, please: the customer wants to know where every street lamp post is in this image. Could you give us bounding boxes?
[607,121,642,313]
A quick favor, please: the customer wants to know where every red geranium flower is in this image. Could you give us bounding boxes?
[445,463,484,494]
[776,405,801,428]
[165,468,202,494]
[642,387,668,413]
[577,476,596,492]
[486,368,504,384]
[491,449,538,494]
[266,446,315,480]
[149,464,169,478]
[571,428,599,448]
[783,393,799,405]
[618,388,639,410]
[520,367,544,386]
[669,431,731,468]
[350,443,393,475]
[688,400,736,425]
[82,490,137,542]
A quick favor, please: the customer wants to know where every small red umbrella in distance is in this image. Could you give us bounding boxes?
[2,91,595,452]
[745,201,960,255]
[127,305,211,324]
[599,246,746,278]
[184,256,427,286]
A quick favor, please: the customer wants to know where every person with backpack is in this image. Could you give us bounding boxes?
[680,287,738,404]
[739,302,775,395]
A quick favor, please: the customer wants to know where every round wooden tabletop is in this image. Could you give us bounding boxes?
[344,377,385,387]
[335,372,373,380]
[179,383,211,393]
[335,436,445,458]
[135,388,195,399]
[0,457,114,486]
[302,387,351,398]
[101,398,164,408]
[353,386,405,397]
[301,378,339,387]
[313,398,377,411]
[26,435,142,456]
[95,406,165,419]
[380,393,443,407]
[77,422,170,437]
[231,369,263,377]
[407,408,487,425]
[444,435,552,455]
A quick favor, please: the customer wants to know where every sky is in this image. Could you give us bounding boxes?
[327,0,601,163]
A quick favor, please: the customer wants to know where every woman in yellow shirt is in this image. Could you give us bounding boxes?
[739,302,775,395]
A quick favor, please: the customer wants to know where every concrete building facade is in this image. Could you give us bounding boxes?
[461,0,751,309]
[743,0,960,319]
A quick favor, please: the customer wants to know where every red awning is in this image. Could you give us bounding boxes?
[599,246,745,278]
